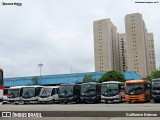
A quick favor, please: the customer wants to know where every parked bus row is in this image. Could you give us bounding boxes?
[2,78,160,104]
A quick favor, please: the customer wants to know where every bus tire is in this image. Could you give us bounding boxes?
[2,102,6,105]
[147,98,151,103]
[94,100,98,104]
[105,101,108,104]
[154,100,159,103]
[52,100,55,104]
[84,101,87,104]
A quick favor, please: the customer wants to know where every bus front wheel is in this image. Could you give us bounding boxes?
[105,100,108,104]
[154,100,159,103]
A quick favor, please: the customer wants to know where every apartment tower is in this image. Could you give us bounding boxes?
[93,19,119,72]
[94,13,156,78]
[125,13,148,78]
[118,33,128,72]
[146,33,156,75]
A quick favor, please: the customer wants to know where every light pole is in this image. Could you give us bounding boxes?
[38,62,43,76]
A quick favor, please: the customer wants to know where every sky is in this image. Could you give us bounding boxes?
[0,0,159,78]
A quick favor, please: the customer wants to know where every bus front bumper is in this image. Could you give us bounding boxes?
[125,94,145,102]
[22,98,38,103]
[6,98,22,104]
[38,97,54,102]
[59,97,74,103]
[101,95,121,102]
[80,96,97,103]
[152,94,160,101]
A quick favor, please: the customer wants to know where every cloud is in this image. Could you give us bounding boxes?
[0,0,159,77]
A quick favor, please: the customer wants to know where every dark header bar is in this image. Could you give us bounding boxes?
[0,111,160,117]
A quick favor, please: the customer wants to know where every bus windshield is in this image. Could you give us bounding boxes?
[40,88,52,98]
[81,84,96,96]
[59,85,73,97]
[125,83,144,95]
[101,83,119,96]
[152,81,160,91]
[8,89,20,98]
[22,87,35,98]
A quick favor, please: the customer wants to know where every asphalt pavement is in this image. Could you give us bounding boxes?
[0,102,160,120]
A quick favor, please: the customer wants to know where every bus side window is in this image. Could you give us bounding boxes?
[20,88,23,96]
[144,82,147,89]
[3,89,8,95]
[39,87,43,94]
[144,82,150,90]
[35,88,38,96]
[147,83,150,89]
[148,83,151,89]
[120,84,124,91]
[77,85,80,95]
[36,87,42,96]
[99,84,101,94]
[57,88,59,94]
[51,88,55,95]
[75,85,79,94]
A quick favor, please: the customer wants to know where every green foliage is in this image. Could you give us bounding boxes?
[98,70,125,83]
[32,76,38,85]
[147,69,160,80]
[83,74,96,82]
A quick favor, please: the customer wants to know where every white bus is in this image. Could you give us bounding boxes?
[5,86,24,104]
[21,86,43,104]
[38,86,59,103]
[101,81,125,103]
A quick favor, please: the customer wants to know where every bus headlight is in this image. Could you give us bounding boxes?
[152,94,156,97]
[92,96,96,99]
[115,95,119,98]
[69,97,73,100]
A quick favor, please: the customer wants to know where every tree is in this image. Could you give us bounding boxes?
[32,76,38,85]
[147,70,160,80]
[98,70,125,83]
[83,74,96,82]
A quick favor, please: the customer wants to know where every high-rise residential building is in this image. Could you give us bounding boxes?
[125,13,148,78]
[118,33,128,72]
[94,13,156,78]
[93,19,119,72]
[146,33,156,75]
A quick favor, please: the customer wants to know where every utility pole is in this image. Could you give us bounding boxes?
[38,62,43,76]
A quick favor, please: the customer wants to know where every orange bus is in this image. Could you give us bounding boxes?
[125,80,151,103]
